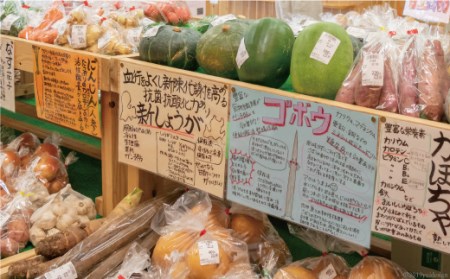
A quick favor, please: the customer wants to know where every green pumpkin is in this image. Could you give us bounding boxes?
[139,25,201,70]
[196,20,250,80]
[291,22,353,100]
[237,17,294,88]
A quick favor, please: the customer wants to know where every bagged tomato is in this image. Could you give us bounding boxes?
[335,31,400,113]
[151,190,249,279]
[144,0,191,25]
[273,225,368,279]
[229,204,292,273]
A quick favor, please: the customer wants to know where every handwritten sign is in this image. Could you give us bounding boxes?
[227,86,378,247]
[403,0,450,24]
[32,45,101,137]
[0,38,15,112]
[372,119,450,253]
[118,63,229,197]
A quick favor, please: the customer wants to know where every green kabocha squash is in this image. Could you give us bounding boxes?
[139,25,201,70]
[196,20,250,80]
[291,22,353,100]
[237,17,295,88]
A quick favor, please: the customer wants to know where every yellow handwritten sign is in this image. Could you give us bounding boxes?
[118,62,229,198]
[32,45,101,138]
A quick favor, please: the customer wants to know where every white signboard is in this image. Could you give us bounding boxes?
[0,38,15,112]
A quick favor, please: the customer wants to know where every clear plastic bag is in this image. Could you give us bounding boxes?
[107,242,152,279]
[0,0,28,37]
[6,132,41,167]
[348,256,414,279]
[29,184,96,246]
[10,171,49,208]
[229,204,292,273]
[95,18,133,55]
[0,149,21,192]
[335,31,400,113]
[0,194,33,257]
[26,152,69,194]
[278,224,368,279]
[144,0,191,26]
[18,1,65,44]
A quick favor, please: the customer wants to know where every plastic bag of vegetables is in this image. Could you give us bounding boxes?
[0,0,27,37]
[0,194,33,258]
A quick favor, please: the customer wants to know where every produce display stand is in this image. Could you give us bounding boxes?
[0,34,135,215]
[111,55,450,265]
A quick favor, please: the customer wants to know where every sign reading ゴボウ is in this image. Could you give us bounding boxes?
[372,119,450,253]
[227,86,378,248]
[33,45,101,137]
[0,38,15,112]
[118,62,229,198]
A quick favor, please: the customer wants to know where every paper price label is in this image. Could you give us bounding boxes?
[198,240,220,265]
[236,38,249,69]
[71,25,87,49]
[319,264,338,279]
[0,211,11,228]
[211,14,237,26]
[346,27,367,39]
[310,32,341,65]
[143,26,161,38]
[44,262,77,279]
[1,14,20,31]
[127,27,143,45]
[362,52,384,87]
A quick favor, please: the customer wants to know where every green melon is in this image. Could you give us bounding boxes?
[291,22,353,99]
[237,18,295,88]
[139,25,201,70]
[196,20,250,80]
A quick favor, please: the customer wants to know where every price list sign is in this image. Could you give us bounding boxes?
[118,62,229,197]
[372,119,450,253]
[32,45,101,137]
[227,86,378,247]
[0,38,15,112]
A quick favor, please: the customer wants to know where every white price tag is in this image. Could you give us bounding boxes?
[127,27,143,45]
[71,25,87,49]
[362,52,384,87]
[310,32,341,65]
[346,27,367,39]
[44,262,77,279]
[236,38,249,69]
[211,14,237,26]
[0,211,11,228]
[319,264,338,279]
[198,240,220,265]
[143,26,161,38]
[1,14,20,31]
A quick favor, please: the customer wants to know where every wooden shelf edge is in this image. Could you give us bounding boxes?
[0,114,101,159]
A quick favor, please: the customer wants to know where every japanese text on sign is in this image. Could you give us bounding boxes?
[310,32,340,65]
[372,119,450,253]
[118,63,229,197]
[0,39,15,112]
[228,86,378,247]
[33,46,101,137]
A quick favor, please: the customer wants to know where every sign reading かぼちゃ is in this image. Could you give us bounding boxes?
[372,118,450,254]
[32,45,101,137]
[118,62,229,198]
[227,86,378,248]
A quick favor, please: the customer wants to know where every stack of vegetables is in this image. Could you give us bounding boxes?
[0,132,79,258]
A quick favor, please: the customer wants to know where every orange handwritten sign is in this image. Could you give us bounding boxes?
[33,45,101,138]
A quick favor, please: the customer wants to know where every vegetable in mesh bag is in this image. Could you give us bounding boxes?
[28,189,181,279]
[0,194,33,258]
[348,256,414,279]
[229,203,292,272]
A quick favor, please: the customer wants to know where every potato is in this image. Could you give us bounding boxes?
[7,218,30,243]
[0,237,19,257]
